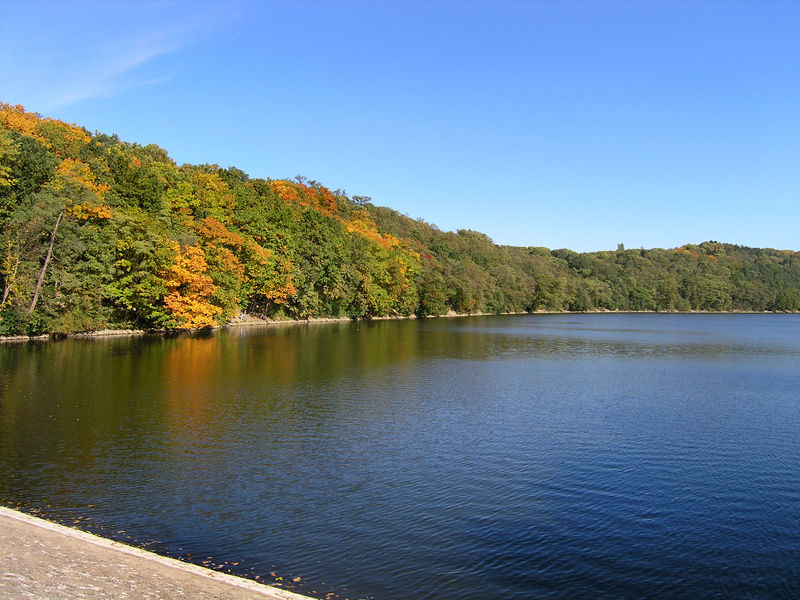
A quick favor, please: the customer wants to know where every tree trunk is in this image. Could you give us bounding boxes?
[0,258,17,307]
[1,244,19,308]
[28,210,63,314]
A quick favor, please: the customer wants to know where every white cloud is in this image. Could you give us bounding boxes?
[0,2,243,110]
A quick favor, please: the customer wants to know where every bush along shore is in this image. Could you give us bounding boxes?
[2,103,799,338]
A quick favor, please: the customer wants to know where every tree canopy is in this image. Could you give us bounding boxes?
[1,104,798,335]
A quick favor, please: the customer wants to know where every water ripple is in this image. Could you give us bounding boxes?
[2,314,800,599]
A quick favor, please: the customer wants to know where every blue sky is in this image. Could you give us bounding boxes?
[1,0,798,252]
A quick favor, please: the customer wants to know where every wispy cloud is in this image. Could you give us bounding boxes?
[44,32,188,108]
[1,2,244,110]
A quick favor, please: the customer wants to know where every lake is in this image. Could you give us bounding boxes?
[1,313,799,599]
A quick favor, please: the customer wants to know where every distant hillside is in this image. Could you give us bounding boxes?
[1,103,798,335]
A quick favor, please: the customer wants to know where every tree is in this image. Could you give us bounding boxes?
[161,241,222,329]
[28,209,63,313]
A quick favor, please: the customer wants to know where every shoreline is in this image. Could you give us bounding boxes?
[0,309,787,344]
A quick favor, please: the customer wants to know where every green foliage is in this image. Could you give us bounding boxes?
[0,132,58,227]
[2,104,800,336]
[106,210,174,328]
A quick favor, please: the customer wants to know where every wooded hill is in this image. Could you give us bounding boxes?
[1,104,799,335]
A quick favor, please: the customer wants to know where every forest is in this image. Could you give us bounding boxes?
[1,103,799,336]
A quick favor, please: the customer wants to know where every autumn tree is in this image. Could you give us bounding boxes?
[161,241,222,329]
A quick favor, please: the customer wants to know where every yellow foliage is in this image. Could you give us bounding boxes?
[36,119,91,158]
[164,180,195,213]
[242,239,296,304]
[345,209,404,251]
[0,130,16,188]
[66,203,112,220]
[54,158,109,199]
[162,241,222,329]
[192,171,236,220]
[271,180,300,204]
[0,104,40,138]
[0,104,90,158]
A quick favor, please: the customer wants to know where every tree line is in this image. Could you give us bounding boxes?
[1,104,798,335]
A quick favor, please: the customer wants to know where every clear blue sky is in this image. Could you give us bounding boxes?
[2,0,798,252]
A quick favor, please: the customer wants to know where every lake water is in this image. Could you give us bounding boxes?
[1,314,800,599]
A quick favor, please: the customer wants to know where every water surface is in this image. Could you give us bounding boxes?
[2,314,799,599]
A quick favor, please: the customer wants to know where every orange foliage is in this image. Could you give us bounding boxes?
[247,240,270,261]
[270,181,411,261]
[193,217,244,248]
[270,180,300,203]
[192,217,246,303]
[162,241,222,329]
[315,186,338,213]
[215,245,246,283]
[270,180,338,216]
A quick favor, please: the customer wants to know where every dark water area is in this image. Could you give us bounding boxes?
[1,313,800,599]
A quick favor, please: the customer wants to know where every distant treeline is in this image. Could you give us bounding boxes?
[1,104,799,335]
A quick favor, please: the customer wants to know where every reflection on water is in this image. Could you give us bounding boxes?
[2,314,800,599]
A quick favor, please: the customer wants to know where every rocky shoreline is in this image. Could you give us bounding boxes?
[0,309,785,344]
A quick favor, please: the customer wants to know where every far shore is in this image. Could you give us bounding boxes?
[0,308,788,344]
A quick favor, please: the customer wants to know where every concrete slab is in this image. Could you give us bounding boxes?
[0,506,312,600]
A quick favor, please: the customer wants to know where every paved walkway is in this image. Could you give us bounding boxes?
[0,506,311,600]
